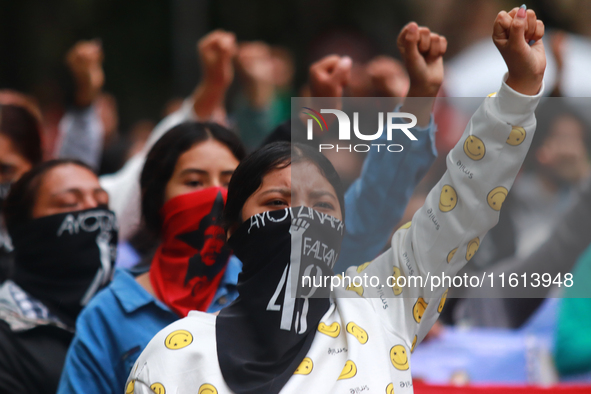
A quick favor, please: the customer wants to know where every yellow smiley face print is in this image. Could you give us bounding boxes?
[399,221,412,230]
[411,335,417,353]
[438,289,449,313]
[447,248,458,264]
[506,126,526,146]
[318,322,341,338]
[346,283,364,297]
[338,360,357,380]
[356,262,371,273]
[464,135,486,160]
[386,383,395,394]
[392,266,404,296]
[390,345,409,370]
[126,380,135,394]
[164,329,193,350]
[346,322,369,344]
[487,186,508,211]
[294,357,313,375]
[439,185,458,212]
[150,383,165,394]
[466,237,480,261]
[198,384,217,394]
[413,297,428,323]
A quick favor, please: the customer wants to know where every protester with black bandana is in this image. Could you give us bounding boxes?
[127,10,546,394]
[0,159,118,394]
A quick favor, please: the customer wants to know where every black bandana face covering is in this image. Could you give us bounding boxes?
[217,207,344,394]
[10,208,118,325]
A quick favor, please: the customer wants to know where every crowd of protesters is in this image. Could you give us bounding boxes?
[1,3,591,393]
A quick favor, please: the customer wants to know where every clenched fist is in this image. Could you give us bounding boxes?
[235,41,275,108]
[397,22,446,98]
[192,30,237,122]
[66,40,104,107]
[493,7,546,95]
[309,55,352,98]
[198,30,237,90]
[366,56,410,98]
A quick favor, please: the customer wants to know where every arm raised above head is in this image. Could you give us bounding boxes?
[341,9,546,348]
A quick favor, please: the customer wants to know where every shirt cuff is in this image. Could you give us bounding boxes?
[492,72,544,126]
[183,97,200,121]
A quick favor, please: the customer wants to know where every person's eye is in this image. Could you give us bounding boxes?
[59,201,79,209]
[185,180,202,188]
[315,201,335,210]
[267,199,288,207]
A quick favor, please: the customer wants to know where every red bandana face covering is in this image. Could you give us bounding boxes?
[150,187,231,317]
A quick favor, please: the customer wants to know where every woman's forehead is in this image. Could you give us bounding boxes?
[259,162,335,194]
[260,165,291,188]
[176,139,239,172]
[40,164,99,192]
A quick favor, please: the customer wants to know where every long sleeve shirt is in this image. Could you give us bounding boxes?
[125,76,543,394]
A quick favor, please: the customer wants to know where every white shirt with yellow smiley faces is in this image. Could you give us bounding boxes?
[125,76,543,394]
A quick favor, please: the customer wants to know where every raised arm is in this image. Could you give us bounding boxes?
[345,7,546,347]
[335,23,445,272]
[100,30,237,240]
[56,40,105,170]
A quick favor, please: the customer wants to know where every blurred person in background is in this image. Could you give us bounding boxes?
[438,171,591,333]
[57,122,246,394]
[0,40,107,284]
[232,41,280,149]
[442,99,591,327]
[0,159,117,394]
[230,42,296,151]
[56,41,155,176]
[318,54,411,189]
[97,29,237,243]
[471,100,590,271]
[555,241,591,377]
[56,40,107,172]
[0,98,44,283]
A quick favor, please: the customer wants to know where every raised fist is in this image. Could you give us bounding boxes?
[197,30,237,90]
[366,55,410,98]
[236,41,274,84]
[493,7,546,95]
[397,23,446,98]
[309,55,352,98]
[66,40,104,107]
[235,41,275,108]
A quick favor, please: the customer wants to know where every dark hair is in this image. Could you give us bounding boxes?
[140,121,246,236]
[3,159,94,235]
[0,104,43,166]
[223,141,345,231]
[526,100,591,170]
